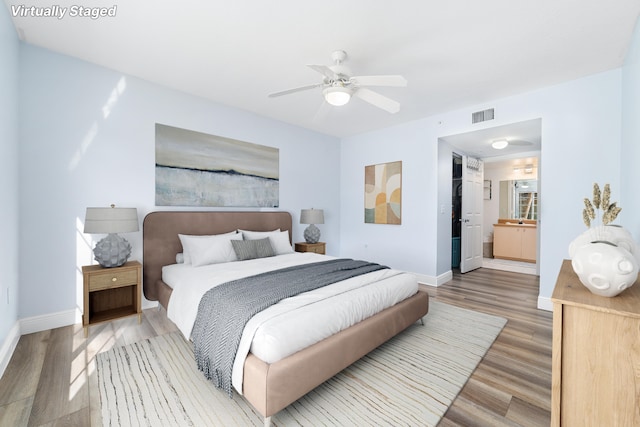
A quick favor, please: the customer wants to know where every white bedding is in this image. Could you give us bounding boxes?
[164,252,418,394]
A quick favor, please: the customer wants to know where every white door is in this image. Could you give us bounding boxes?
[460,156,483,273]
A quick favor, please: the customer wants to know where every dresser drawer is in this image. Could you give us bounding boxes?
[88,268,138,291]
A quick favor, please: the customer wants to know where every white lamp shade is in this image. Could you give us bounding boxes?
[84,206,139,234]
[300,209,324,225]
[323,87,352,106]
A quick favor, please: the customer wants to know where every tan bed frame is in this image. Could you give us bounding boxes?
[143,211,429,423]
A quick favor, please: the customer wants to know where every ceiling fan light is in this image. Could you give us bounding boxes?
[323,86,352,106]
[491,139,509,150]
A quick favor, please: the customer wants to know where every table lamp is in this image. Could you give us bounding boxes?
[300,208,324,244]
[84,205,139,267]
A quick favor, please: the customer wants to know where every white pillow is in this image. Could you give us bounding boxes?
[269,230,294,255]
[189,233,244,267]
[239,229,280,240]
[178,231,237,264]
[239,229,292,255]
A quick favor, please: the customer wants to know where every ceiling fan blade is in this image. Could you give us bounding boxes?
[350,75,407,87]
[354,88,401,114]
[268,83,324,98]
[307,64,339,80]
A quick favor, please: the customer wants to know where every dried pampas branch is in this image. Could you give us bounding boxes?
[583,198,595,220]
[582,209,591,227]
[602,184,611,211]
[602,203,622,225]
[582,182,621,229]
[592,183,601,209]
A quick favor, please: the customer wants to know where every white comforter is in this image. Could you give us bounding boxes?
[164,252,418,394]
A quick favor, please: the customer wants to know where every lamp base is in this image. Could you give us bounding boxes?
[93,233,131,268]
[304,224,321,244]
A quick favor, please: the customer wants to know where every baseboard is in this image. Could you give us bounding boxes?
[537,296,553,312]
[16,301,157,337]
[482,258,538,275]
[0,321,20,380]
[19,308,80,335]
[415,270,453,287]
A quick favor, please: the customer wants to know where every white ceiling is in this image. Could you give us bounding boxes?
[440,118,541,159]
[5,0,640,138]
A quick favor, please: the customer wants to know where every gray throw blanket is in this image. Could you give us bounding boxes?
[191,258,388,397]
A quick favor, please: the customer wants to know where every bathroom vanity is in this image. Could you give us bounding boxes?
[492,219,537,263]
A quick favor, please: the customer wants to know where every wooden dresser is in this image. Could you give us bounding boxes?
[551,259,640,426]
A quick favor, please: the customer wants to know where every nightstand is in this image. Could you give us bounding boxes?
[82,260,142,337]
[294,242,326,254]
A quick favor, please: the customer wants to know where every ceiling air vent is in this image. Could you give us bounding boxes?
[472,108,495,124]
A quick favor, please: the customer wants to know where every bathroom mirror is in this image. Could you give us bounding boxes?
[499,179,538,220]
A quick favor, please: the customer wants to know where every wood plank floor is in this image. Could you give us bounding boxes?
[0,267,552,426]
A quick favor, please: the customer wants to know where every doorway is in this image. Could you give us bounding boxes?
[439,118,542,276]
[451,154,462,269]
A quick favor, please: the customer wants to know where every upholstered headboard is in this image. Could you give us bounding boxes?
[142,211,293,307]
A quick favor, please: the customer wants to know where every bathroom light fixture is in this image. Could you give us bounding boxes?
[323,86,352,106]
[491,139,509,150]
[524,164,534,174]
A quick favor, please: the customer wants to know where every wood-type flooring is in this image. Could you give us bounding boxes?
[0,267,552,426]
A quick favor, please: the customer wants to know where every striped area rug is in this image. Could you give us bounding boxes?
[95,301,506,426]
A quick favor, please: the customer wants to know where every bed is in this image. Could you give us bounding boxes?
[143,210,429,423]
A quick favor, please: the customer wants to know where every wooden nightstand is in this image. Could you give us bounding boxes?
[82,260,142,337]
[295,242,326,254]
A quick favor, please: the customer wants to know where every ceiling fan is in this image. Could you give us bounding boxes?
[268,50,407,114]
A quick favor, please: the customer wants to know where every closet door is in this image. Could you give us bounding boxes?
[460,156,483,273]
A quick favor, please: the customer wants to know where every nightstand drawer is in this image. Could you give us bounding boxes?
[295,242,326,255]
[88,269,138,291]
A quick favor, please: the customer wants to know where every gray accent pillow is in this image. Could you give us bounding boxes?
[231,238,275,261]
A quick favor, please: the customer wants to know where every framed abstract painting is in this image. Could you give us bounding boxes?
[364,161,402,224]
[155,124,279,207]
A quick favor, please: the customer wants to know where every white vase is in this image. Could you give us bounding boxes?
[571,240,639,297]
[569,225,640,264]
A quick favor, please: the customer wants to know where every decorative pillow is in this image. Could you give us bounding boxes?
[238,229,280,240]
[269,230,294,255]
[231,238,275,261]
[178,231,238,265]
[239,229,293,255]
[189,233,243,267]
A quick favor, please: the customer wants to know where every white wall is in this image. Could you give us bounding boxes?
[0,4,20,372]
[339,122,439,282]
[18,44,341,320]
[340,69,623,307]
[621,19,640,239]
